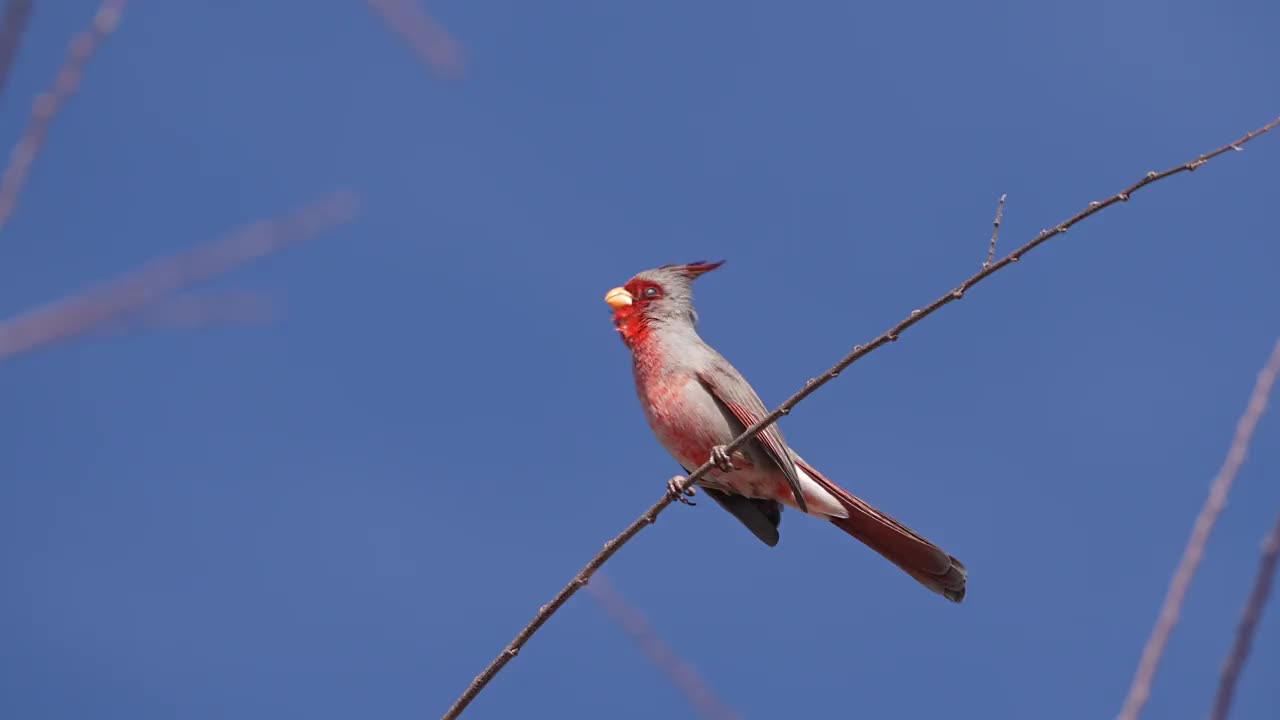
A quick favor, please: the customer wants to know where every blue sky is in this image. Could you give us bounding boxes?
[2,2,1277,718]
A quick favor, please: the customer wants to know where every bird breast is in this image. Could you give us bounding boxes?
[635,370,736,471]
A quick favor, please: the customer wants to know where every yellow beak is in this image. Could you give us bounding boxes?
[604,287,634,310]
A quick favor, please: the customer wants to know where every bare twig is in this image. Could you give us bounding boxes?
[588,575,739,720]
[0,0,127,236]
[0,0,33,103]
[0,191,357,362]
[984,193,1006,268]
[91,290,278,336]
[1116,336,1280,720]
[442,116,1280,720]
[366,0,464,79]
[1210,507,1280,720]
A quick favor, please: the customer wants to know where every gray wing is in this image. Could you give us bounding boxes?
[696,360,808,513]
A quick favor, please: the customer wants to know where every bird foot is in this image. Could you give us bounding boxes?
[667,476,697,506]
[710,445,735,473]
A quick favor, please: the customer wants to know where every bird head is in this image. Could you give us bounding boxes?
[604,260,724,348]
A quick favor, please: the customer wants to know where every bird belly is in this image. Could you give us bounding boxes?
[637,372,846,517]
[638,373,736,473]
[638,374,790,499]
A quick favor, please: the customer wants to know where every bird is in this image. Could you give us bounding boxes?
[603,260,967,602]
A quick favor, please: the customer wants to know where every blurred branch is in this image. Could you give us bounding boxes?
[1117,336,1280,720]
[90,290,279,337]
[366,0,464,79]
[0,0,33,102]
[0,0,127,236]
[0,190,357,362]
[1210,507,1280,720]
[441,116,1280,719]
[588,575,738,720]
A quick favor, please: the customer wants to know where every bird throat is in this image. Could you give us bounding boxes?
[612,306,654,351]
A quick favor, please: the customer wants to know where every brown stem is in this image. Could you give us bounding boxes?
[1116,337,1280,720]
[588,575,739,720]
[1209,509,1280,720]
[0,0,33,103]
[91,290,278,336]
[0,0,128,236]
[0,191,357,362]
[365,0,464,79]
[984,193,1007,268]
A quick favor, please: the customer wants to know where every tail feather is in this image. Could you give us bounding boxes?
[794,458,967,603]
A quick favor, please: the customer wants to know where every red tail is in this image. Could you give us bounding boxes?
[795,459,967,602]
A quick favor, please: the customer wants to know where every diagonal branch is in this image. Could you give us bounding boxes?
[441,115,1280,720]
[1115,336,1280,720]
[0,0,33,103]
[0,190,357,362]
[90,290,279,337]
[588,575,739,720]
[0,0,127,236]
[365,0,464,79]
[1210,507,1280,720]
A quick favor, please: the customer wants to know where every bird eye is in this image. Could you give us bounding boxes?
[643,286,660,298]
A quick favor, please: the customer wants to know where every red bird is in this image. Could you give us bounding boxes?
[605,260,967,602]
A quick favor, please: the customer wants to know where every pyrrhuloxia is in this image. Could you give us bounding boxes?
[604,261,967,602]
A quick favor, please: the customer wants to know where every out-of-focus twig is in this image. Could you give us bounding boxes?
[91,290,279,337]
[984,193,1006,268]
[0,0,33,103]
[0,190,357,362]
[1209,482,1280,719]
[366,0,464,79]
[442,117,1280,720]
[0,0,127,236]
[588,575,738,720]
[1117,337,1280,720]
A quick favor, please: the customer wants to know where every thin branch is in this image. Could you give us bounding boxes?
[588,575,739,720]
[984,193,1007,268]
[0,0,127,237]
[91,290,278,336]
[441,115,1280,720]
[1210,507,1280,720]
[1116,336,1280,720]
[0,0,33,103]
[366,0,464,79]
[0,190,357,362]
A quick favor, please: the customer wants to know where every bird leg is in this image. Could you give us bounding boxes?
[709,445,735,473]
[667,476,697,506]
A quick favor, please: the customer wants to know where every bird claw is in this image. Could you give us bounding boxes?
[667,476,697,506]
[710,445,734,473]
